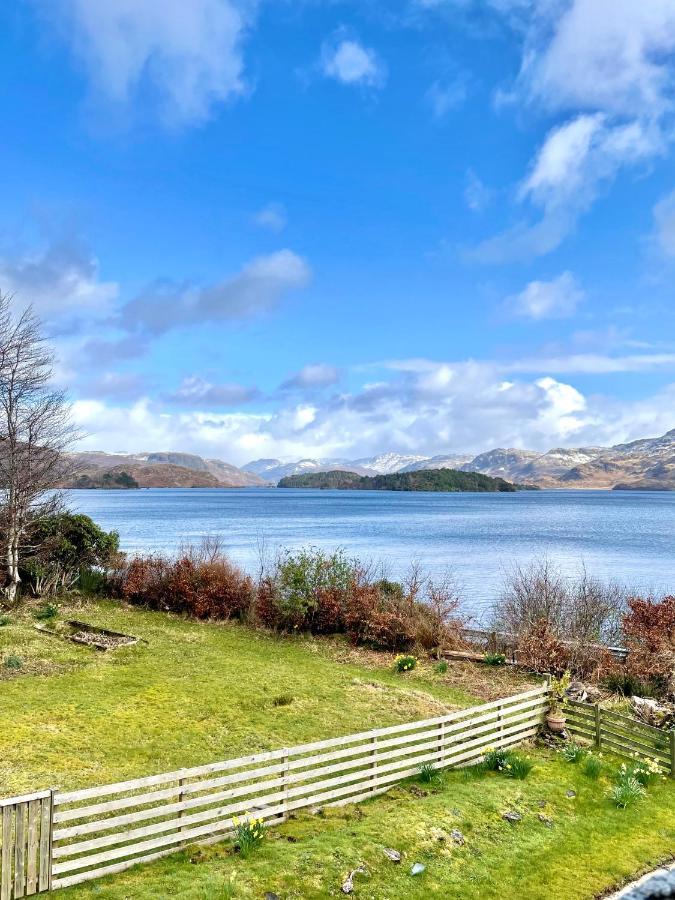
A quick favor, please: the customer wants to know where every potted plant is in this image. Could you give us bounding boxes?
[546,671,571,733]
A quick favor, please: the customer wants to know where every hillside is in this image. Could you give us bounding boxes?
[247,427,675,489]
[66,450,266,488]
[278,468,529,492]
[62,463,224,489]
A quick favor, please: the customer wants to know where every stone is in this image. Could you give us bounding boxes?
[566,790,576,799]
[503,811,522,823]
[383,848,402,863]
[341,866,366,894]
[450,829,465,845]
[537,814,553,828]
[411,863,426,876]
[265,894,280,900]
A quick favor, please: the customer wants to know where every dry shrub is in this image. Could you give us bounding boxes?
[494,558,628,679]
[622,595,675,691]
[117,539,254,621]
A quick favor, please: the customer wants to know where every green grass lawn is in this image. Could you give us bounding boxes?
[1,598,674,899]
[0,597,532,795]
[52,751,675,900]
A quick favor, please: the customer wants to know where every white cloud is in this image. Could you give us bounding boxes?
[0,237,118,330]
[470,0,675,261]
[321,37,386,88]
[122,249,311,335]
[71,353,675,464]
[39,0,251,125]
[652,189,675,258]
[508,271,584,320]
[253,203,287,233]
[427,79,466,118]
[281,363,341,390]
[166,375,259,406]
[464,170,492,213]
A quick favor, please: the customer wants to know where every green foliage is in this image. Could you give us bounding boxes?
[23,513,120,597]
[484,652,506,666]
[33,602,59,621]
[621,758,663,787]
[4,655,23,670]
[610,776,645,809]
[582,755,603,780]
[560,742,585,763]
[502,752,534,780]
[0,615,11,627]
[480,746,511,772]
[272,694,294,707]
[232,815,265,857]
[260,547,355,632]
[549,671,571,713]
[394,654,417,673]
[72,471,140,489]
[601,672,657,698]
[278,469,527,493]
[435,661,448,675]
[418,762,444,786]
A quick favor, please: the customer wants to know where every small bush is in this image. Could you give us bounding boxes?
[610,776,645,809]
[484,652,506,666]
[582,755,603,780]
[623,758,663,787]
[4,655,23,670]
[481,746,511,772]
[232,815,265,857]
[418,762,444,785]
[601,671,657,698]
[560,742,585,763]
[502,753,533,780]
[394,654,417,673]
[272,694,294,707]
[33,602,59,621]
[435,661,448,675]
[0,615,11,627]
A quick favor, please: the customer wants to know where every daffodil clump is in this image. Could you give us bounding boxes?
[610,756,664,808]
[232,814,265,857]
[394,654,417,673]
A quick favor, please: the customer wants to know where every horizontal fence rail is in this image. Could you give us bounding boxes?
[566,700,675,775]
[1,684,548,896]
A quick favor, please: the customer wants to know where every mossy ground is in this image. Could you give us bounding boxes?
[1,598,673,899]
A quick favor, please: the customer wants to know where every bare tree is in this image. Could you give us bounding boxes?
[0,295,77,604]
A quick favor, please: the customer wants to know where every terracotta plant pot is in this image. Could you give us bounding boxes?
[546,711,566,734]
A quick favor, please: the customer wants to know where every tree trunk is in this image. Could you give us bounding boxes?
[5,527,20,604]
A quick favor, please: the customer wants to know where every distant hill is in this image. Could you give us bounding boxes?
[63,451,267,489]
[246,427,675,490]
[278,468,531,492]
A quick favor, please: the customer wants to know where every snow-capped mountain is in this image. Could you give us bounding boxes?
[244,428,675,488]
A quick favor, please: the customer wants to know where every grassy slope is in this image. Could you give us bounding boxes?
[2,600,674,899]
[54,753,675,900]
[0,599,532,795]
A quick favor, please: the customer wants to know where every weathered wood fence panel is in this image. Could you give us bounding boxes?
[1,684,548,895]
[0,792,53,900]
[567,699,675,775]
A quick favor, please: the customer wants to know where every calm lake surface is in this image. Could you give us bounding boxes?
[65,488,675,620]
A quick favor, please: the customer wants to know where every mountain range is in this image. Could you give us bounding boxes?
[243,428,675,490]
[62,427,675,490]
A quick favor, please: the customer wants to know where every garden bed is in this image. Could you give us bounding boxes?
[33,619,139,651]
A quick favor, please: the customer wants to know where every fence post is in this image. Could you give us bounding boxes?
[282,751,289,821]
[594,703,601,749]
[178,773,186,846]
[497,703,504,745]
[39,791,55,892]
[1,805,12,900]
[370,736,378,793]
[670,730,675,779]
[437,721,445,768]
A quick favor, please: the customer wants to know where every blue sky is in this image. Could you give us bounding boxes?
[1,0,675,464]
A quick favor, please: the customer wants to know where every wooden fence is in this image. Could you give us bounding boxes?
[0,684,548,897]
[566,700,675,775]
